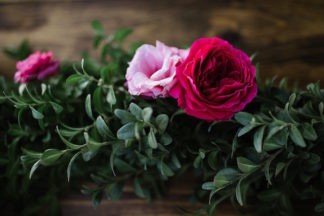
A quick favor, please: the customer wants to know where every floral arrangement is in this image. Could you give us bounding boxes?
[1,21,324,216]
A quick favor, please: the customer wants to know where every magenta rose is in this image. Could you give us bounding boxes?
[170,38,257,121]
[14,51,60,83]
[126,41,188,98]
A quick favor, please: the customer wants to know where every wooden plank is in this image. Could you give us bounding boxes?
[60,176,251,216]
[0,0,323,85]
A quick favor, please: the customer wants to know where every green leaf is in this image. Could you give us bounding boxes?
[147,128,158,149]
[214,168,239,188]
[83,132,90,144]
[114,109,136,124]
[95,116,115,139]
[92,191,103,208]
[170,109,185,122]
[129,103,142,119]
[289,125,306,147]
[22,148,42,159]
[202,182,214,190]
[107,182,124,201]
[279,194,293,215]
[302,123,317,141]
[93,35,104,48]
[106,86,116,106]
[59,129,80,139]
[17,108,24,128]
[308,153,321,164]
[41,149,64,166]
[319,102,324,117]
[237,157,259,173]
[114,28,133,43]
[208,151,219,171]
[193,155,202,168]
[18,84,26,95]
[4,39,31,60]
[235,179,244,206]
[250,52,258,61]
[91,20,104,34]
[266,125,286,139]
[67,152,81,182]
[235,112,254,126]
[61,124,85,131]
[231,131,239,158]
[199,149,206,159]
[117,122,135,140]
[50,102,63,114]
[8,125,28,137]
[109,145,119,176]
[275,162,285,177]
[253,125,266,153]
[171,153,181,169]
[157,161,174,177]
[315,203,324,213]
[160,133,172,146]
[133,178,145,198]
[264,128,288,151]
[156,114,169,133]
[238,124,258,137]
[279,77,288,89]
[93,88,104,114]
[81,148,97,162]
[88,139,107,152]
[142,107,153,122]
[129,41,143,54]
[134,122,142,140]
[288,93,296,109]
[100,65,109,81]
[41,83,46,95]
[114,158,136,173]
[85,94,94,120]
[38,117,45,130]
[101,43,113,61]
[66,74,83,86]
[29,160,41,179]
[264,158,273,185]
[29,106,44,120]
[57,126,83,150]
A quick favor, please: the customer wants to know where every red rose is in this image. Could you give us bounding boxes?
[170,38,257,121]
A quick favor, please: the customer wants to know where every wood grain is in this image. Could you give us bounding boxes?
[0,0,323,215]
[0,0,324,85]
[60,176,254,216]
[60,178,205,216]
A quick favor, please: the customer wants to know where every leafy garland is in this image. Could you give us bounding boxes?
[1,21,324,216]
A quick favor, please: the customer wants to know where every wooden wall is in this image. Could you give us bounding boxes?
[1,0,324,85]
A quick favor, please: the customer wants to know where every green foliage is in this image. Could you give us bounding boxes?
[201,78,324,216]
[3,39,32,60]
[1,21,324,216]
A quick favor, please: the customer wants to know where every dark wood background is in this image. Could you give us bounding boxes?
[0,0,324,215]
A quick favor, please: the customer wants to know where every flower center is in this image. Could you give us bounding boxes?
[196,55,233,95]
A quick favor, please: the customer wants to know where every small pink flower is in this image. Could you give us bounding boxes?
[126,41,188,98]
[14,51,60,83]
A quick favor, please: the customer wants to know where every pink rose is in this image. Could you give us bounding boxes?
[170,38,257,121]
[14,51,60,83]
[126,41,188,98]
